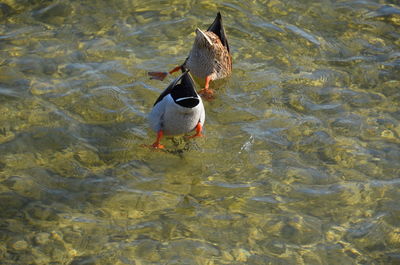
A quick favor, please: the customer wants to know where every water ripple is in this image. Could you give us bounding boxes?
[0,0,399,264]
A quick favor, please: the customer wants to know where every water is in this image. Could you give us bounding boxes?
[0,0,399,264]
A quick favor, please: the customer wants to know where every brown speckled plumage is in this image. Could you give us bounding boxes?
[185,29,232,81]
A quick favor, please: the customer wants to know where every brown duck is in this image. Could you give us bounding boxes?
[148,12,232,99]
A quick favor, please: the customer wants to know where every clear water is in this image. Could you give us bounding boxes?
[1,0,400,264]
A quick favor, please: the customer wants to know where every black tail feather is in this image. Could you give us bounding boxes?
[207,12,230,52]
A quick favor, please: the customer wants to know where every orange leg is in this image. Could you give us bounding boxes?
[187,122,203,139]
[205,75,211,90]
[198,76,214,100]
[148,66,182,81]
[151,130,165,149]
[168,65,181,75]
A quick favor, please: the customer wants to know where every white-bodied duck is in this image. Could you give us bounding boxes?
[148,12,232,99]
[148,68,205,149]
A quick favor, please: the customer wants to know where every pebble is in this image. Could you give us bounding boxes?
[232,248,251,262]
[12,240,28,250]
[34,232,50,245]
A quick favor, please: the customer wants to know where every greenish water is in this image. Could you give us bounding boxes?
[1,0,400,264]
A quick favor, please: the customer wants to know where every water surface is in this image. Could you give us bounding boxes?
[1,0,400,264]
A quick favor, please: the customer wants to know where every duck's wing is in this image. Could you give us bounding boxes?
[207,12,230,52]
[153,85,173,106]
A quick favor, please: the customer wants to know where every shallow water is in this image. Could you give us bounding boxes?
[1,0,400,264]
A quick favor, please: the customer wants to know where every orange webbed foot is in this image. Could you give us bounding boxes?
[186,133,203,139]
[151,143,165,149]
[140,143,165,150]
[186,122,203,139]
[148,71,168,81]
[143,130,165,149]
[199,75,214,100]
[198,88,215,100]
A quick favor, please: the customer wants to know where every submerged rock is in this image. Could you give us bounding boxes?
[11,239,29,250]
[32,3,72,24]
[0,3,13,18]
[34,232,50,245]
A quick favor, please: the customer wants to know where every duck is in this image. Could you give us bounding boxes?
[148,12,232,99]
[148,68,205,149]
